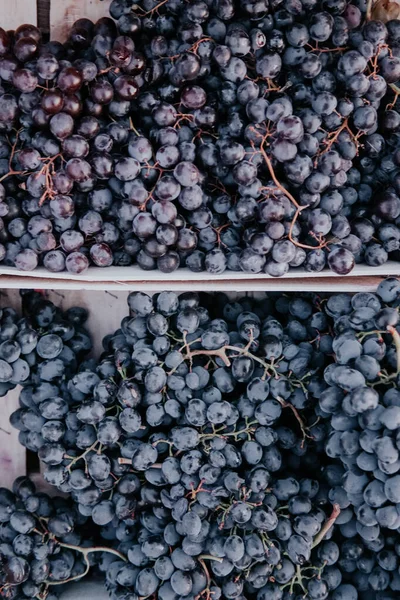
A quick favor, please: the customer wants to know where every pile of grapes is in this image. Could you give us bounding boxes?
[1,281,400,599]
[0,291,92,401]
[1,2,400,275]
[0,476,126,600]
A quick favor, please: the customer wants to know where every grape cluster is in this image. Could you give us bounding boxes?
[317,279,400,532]
[0,292,92,401]
[0,306,32,396]
[0,476,125,600]
[7,283,400,599]
[0,5,400,275]
[11,290,328,515]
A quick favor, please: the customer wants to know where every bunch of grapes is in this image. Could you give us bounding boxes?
[6,284,400,598]
[0,2,400,275]
[315,279,400,542]
[11,290,329,518]
[0,291,92,401]
[0,476,126,600]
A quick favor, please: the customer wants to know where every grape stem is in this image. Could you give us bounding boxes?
[276,396,313,448]
[64,440,99,471]
[37,154,64,206]
[168,339,279,379]
[321,118,357,153]
[254,133,333,252]
[0,128,27,182]
[257,137,324,252]
[311,503,341,548]
[45,543,126,587]
[134,0,169,16]
[387,325,400,374]
[198,555,224,562]
[197,556,223,600]
[199,420,258,442]
[388,83,400,109]
[357,329,386,342]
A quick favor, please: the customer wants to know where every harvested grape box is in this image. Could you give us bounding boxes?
[0,0,400,287]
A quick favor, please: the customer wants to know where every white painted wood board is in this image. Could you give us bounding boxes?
[0,262,399,292]
[0,387,26,489]
[0,273,396,292]
[0,0,37,30]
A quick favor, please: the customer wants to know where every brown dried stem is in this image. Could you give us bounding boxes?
[38,154,62,206]
[276,396,313,448]
[306,45,349,54]
[165,38,213,60]
[320,117,361,156]
[366,0,374,20]
[387,325,400,374]
[312,503,341,548]
[0,129,27,182]
[257,136,329,251]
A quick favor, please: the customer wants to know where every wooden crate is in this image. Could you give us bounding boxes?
[0,0,112,40]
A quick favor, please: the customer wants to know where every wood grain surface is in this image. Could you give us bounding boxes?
[50,0,112,41]
[0,288,129,489]
[0,0,37,30]
[1,387,26,488]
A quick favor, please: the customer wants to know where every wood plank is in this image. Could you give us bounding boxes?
[0,0,37,30]
[0,387,26,489]
[0,291,25,488]
[0,273,397,293]
[50,0,112,42]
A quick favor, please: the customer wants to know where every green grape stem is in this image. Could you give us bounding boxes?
[64,441,100,472]
[197,556,223,600]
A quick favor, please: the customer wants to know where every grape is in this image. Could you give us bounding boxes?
[65,252,89,274]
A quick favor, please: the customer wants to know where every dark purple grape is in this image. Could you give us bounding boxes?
[65,251,89,273]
